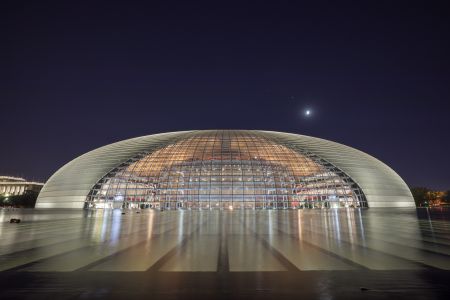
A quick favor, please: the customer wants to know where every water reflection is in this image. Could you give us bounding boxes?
[0,208,449,272]
[110,210,122,245]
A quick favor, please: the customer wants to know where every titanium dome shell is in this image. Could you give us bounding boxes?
[36,130,414,209]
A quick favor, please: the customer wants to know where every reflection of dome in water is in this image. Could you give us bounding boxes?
[36,130,414,209]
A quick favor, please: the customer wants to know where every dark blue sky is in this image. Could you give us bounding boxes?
[1,1,449,189]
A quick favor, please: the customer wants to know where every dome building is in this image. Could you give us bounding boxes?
[36,130,414,209]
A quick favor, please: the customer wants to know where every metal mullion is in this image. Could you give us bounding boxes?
[130,153,152,208]
[259,137,278,208]
[154,141,178,209]
[251,133,268,209]
[278,144,300,209]
[174,134,197,209]
[208,131,219,209]
[242,131,257,209]
[232,131,243,208]
[196,136,204,208]
[184,137,197,204]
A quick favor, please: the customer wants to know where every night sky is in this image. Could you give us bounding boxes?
[1,1,449,189]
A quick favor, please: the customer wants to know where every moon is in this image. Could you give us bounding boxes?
[305,109,311,116]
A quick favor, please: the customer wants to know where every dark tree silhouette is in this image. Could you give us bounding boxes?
[410,187,431,207]
[0,190,39,208]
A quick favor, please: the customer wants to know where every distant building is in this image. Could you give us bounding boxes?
[0,176,44,196]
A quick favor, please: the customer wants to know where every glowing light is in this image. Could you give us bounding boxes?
[305,109,311,116]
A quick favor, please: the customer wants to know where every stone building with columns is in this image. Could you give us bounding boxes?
[0,176,44,196]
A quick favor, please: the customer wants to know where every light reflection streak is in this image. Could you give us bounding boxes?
[425,208,435,239]
[109,209,122,245]
[358,208,366,245]
[297,210,303,240]
[323,210,330,243]
[0,212,4,236]
[268,210,274,243]
[346,208,354,244]
[99,209,110,242]
[147,210,154,240]
[333,209,341,242]
[178,210,184,242]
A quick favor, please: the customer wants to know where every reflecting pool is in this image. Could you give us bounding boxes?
[0,208,449,299]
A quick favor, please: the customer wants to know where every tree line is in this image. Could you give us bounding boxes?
[0,190,39,208]
[410,188,450,207]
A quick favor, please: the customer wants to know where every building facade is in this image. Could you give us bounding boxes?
[36,130,415,209]
[0,176,44,196]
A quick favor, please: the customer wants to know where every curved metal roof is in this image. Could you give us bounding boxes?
[36,130,414,208]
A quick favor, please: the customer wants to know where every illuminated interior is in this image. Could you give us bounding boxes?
[86,131,366,209]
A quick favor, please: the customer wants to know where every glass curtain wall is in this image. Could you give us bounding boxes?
[86,131,366,209]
